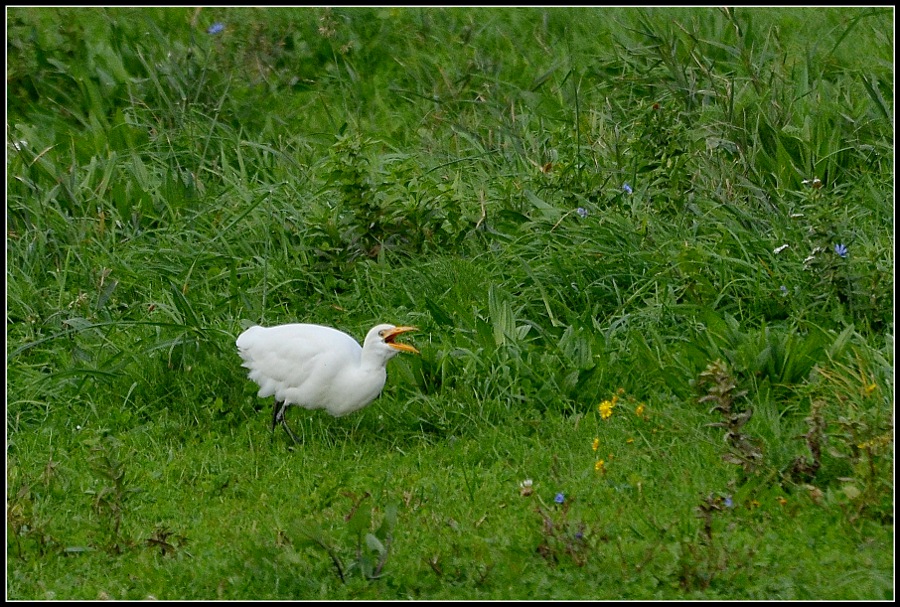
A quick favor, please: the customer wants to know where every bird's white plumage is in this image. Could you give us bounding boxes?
[236,323,417,419]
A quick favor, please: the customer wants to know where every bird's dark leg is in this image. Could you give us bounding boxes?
[280,417,303,445]
[272,399,302,445]
[271,399,283,434]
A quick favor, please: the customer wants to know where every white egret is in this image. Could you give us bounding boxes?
[236,323,419,443]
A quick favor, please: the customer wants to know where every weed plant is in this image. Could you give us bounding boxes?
[6,7,894,600]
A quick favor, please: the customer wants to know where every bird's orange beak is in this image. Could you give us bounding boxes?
[383,326,419,354]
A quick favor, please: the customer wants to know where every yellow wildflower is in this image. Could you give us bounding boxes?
[599,399,615,420]
[592,438,600,451]
[635,403,645,417]
[595,459,605,473]
[776,496,787,506]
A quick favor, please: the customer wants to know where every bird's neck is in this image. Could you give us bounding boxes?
[359,350,392,371]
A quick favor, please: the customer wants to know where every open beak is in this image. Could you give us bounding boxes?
[383,326,419,354]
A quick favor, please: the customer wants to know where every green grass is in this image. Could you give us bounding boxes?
[6,6,894,600]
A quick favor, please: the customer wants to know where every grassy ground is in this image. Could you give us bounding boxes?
[6,7,894,600]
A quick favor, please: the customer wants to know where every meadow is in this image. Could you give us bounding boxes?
[6,7,894,599]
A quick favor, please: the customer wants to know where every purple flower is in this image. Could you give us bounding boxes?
[834,243,848,258]
[724,496,734,508]
[207,22,225,35]
[622,183,633,194]
[576,207,588,219]
[554,493,565,504]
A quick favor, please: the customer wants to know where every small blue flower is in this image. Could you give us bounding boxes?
[207,22,225,35]
[554,493,565,504]
[576,207,588,219]
[834,243,848,258]
[574,530,584,540]
[780,285,788,297]
[622,183,633,194]
[724,496,734,508]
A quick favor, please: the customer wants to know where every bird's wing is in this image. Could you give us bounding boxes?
[236,324,362,404]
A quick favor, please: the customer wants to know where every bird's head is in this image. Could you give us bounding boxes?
[366,324,420,357]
